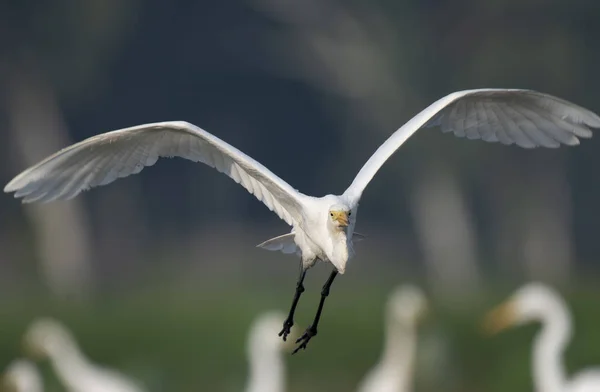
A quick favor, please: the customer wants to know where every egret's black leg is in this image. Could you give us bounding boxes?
[293,269,338,354]
[279,267,307,341]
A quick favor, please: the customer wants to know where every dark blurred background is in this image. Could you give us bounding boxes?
[1,0,600,391]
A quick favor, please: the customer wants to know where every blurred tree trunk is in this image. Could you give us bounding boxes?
[485,155,572,283]
[409,161,482,301]
[4,64,95,299]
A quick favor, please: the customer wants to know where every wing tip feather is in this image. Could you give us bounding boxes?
[4,174,27,194]
[3,183,15,193]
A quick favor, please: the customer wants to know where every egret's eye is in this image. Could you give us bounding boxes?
[330,212,334,217]
[348,211,351,216]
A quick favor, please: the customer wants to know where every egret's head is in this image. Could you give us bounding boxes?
[22,317,76,360]
[482,282,565,335]
[328,204,351,230]
[1,360,42,392]
[387,285,429,327]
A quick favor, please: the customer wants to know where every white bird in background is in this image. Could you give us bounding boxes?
[356,285,428,392]
[244,311,288,392]
[4,89,599,353]
[483,282,600,392]
[22,318,146,392]
[0,359,43,392]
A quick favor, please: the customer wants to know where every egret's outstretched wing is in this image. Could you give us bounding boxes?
[344,89,599,203]
[4,121,306,226]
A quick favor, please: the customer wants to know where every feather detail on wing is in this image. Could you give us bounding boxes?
[4,121,307,226]
[344,89,598,204]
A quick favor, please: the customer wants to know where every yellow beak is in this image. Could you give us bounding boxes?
[332,211,349,227]
[481,301,516,336]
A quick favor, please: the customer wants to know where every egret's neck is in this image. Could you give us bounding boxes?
[329,230,349,273]
[246,347,284,392]
[47,341,97,391]
[378,318,416,391]
[532,305,571,392]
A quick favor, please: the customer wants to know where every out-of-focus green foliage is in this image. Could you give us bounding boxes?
[1,281,599,392]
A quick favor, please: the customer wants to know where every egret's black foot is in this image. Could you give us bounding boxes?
[279,318,294,342]
[292,326,317,354]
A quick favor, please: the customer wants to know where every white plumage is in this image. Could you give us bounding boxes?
[1,359,43,392]
[22,318,146,392]
[356,285,428,392]
[244,311,288,392]
[483,282,600,392]
[5,89,599,351]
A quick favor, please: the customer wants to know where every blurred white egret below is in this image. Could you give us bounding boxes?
[22,318,146,392]
[244,311,289,392]
[1,359,43,392]
[483,282,600,392]
[356,285,428,392]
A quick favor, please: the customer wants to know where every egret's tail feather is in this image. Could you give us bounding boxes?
[256,233,299,254]
[257,232,368,255]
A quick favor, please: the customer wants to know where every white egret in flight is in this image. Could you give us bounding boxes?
[483,282,600,392]
[4,89,599,353]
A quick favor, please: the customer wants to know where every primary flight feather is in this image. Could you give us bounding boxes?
[5,88,599,352]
